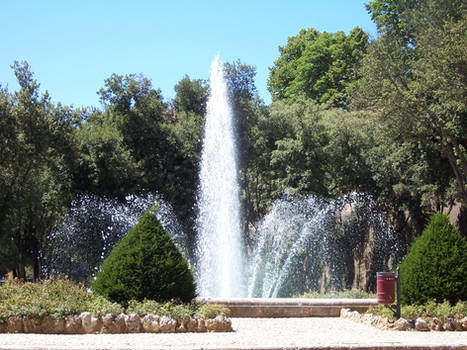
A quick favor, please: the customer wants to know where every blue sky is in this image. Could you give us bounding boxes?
[1,1,377,108]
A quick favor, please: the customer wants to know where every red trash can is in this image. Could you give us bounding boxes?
[377,272,395,305]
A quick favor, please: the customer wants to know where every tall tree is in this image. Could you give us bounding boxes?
[223,60,270,225]
[98,73,200,245]
[353,0,466,206]
[268,27,368,107]
[0,62,74,279]
[74,113,142,198]
[173,75,208,116]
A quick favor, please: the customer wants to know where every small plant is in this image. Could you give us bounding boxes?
[399,212,467,305]
[125,299,228,320]
[126,299,164,316]
[85,295,124,317]
[366,305,396,320]
[367,299,467,321]
[401,304,424,320]
[194,303,230,319]
[452,300,467,320]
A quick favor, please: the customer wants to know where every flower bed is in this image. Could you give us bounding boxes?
[0,279,232,334]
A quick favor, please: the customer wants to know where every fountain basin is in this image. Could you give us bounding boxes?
[198,298,378,317]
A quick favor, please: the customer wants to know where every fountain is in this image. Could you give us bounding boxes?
[42,193,189,282]
[195,55,245,298]
[246,193,400,298]
[193,57,399,302]
[49,57,399,317]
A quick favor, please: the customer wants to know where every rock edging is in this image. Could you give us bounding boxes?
[340,308,467,331]
[0,312,232,334]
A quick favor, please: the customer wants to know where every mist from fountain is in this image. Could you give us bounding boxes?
[246,193,400,298]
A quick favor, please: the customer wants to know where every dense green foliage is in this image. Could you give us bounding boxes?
[399,213,467,305]
[268,27,368,107]
[0,279,123,321]
[0,279,227,323]
[355,0,466,207]
[173,75,208,116]
[0,62,77,279]
[91,209,195,305]
[125,299,229,320]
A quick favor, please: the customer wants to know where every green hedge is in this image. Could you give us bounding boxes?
[399,212,467,305]
[91,208,196,305]
[0,279,226,322]
[0,279,123,322]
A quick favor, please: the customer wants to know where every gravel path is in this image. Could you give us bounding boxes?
[1,318,466,350]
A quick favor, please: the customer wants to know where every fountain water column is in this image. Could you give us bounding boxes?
[196,55,245,297]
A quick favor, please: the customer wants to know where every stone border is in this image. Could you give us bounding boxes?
[340,308,467,331]
[0,312,232,334]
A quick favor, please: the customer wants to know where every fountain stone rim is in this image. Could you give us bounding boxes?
[196,297,378,318]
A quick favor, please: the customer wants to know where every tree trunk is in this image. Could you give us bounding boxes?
[445,143,467,207]
[32,237,41,281]
[457,205,467,238]
[17,250,26,280]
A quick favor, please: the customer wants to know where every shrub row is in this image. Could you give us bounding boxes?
[0,279,228,323]
[367,299,467,321]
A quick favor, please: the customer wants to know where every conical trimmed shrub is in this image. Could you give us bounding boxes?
[399,212,467,305]
[92,208,195,304]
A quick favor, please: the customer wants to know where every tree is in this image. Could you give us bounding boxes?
[0,61,74,279]
[365,0,419,47]
[268,27,368,107]
[74,113,142,198]
[365,0,463,45]
[92,208,195,304]
[98,73,199,245]
[223,60,271,225]
[173,75,208,116]
[352,0,467,206]
[267,98,329,197]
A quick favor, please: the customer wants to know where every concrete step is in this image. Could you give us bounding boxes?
[198,297,379,317]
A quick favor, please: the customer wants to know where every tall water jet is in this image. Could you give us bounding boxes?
[196,55,245,297]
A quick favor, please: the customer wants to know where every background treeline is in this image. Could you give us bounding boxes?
[1,0,465,284]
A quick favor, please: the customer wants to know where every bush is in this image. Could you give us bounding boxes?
[367,300,467,321]
[91,208,196,305]
[0,279,123,322]
[399,212,467,305]
[0,279,228,323]
[194,303,230,319]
